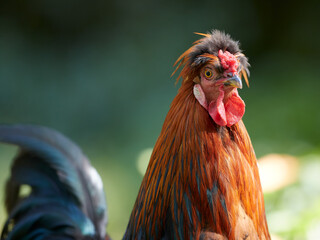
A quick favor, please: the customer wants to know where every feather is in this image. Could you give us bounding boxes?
[0,124,108,240]
[194,32,211,38]
[241,69,250,87]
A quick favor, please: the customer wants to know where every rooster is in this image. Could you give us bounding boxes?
[123,30,270,240]
[1,30,270,240]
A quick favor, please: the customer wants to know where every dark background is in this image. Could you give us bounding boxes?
[0,1,319,239]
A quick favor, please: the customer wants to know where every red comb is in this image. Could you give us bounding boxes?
[218,50,239,76]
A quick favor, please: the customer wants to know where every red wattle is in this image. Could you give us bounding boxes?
[208,86,245,127]
[193,85,245,127]
[225,90,245,127]
[208,87,227,126]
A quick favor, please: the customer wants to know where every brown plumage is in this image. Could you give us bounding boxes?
[123,30,270,240]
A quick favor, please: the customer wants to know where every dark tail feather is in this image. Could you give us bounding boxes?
[0,124,108,240]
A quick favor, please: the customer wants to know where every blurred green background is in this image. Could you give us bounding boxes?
[0,0,320,239]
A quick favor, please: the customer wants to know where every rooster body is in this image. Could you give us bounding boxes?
[1,30,270,240]
[124,31,270,240]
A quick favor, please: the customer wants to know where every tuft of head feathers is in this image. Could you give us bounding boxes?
[173,30,250,87]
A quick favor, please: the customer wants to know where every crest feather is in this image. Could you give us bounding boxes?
[172,30,250,86]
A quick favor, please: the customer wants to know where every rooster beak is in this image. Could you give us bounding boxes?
[224,74,242,89]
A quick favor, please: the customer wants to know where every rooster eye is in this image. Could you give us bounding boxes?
[204,70,213,79]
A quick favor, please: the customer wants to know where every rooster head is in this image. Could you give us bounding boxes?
[173,30,250,127]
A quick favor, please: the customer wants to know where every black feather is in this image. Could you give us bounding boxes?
[190,30,250,75]
[0,124,108,240]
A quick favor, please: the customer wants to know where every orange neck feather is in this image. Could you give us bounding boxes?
[124,80,269,240]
